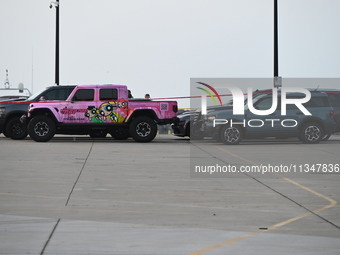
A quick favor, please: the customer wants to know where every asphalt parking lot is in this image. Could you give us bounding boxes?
[0,133,339,254]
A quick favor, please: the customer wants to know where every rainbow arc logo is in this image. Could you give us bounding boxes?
[196,82,223,106]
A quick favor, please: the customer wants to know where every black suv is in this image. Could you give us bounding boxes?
[0,85,75,139]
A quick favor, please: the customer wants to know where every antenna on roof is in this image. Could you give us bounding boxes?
[315,85,319,91]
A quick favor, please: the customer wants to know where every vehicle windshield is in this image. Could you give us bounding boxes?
[26,88,48,101]
[244,93,269,110]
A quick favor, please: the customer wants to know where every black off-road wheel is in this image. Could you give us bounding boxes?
[129,116,157,142]
[28,115,56,142]
[299,122,323,144]
[220,125,243,145]
[5,116,28,140]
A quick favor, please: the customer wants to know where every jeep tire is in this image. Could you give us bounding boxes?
[220,125,243,145]
[6,116,28,140]
[129,116,157,142]
[28,116,56,142]
[299,122,323,144]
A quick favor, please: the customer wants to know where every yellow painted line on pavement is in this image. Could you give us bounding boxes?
[275,174,337,211]
[188,145,337,255]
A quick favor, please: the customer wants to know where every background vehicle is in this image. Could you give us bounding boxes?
[310,89,340,140]
[199,92,336,145]
[0,87,31,102]
[172,107,232,139]
[172,90,267,139]
[25,84,179,142]
[0,85,75,139]
[172,111,192,137]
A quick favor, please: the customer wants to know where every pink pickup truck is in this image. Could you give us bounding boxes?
[25,84,178,142]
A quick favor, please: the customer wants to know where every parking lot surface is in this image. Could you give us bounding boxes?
[0,134,339,254]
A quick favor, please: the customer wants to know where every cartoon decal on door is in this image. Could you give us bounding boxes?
[84,99,132,123]
[99,102,119,122]
[85,106,105,123]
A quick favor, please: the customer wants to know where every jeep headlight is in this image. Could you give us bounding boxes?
[0,107,6,117]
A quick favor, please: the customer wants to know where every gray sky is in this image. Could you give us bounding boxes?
[1,0,340,107]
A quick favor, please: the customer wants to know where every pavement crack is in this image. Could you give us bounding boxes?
[65,141,94,206]
[40,218,60,255]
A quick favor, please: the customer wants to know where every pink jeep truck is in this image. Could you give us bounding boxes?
[24,85,178,142]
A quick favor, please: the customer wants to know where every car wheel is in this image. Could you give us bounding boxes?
[28,115,56,142]
[129,116,157,142]
[321,133,331,141]
[5,117,28,140]
[220,125,243,145]
[299,122,323,144]
[110,128,129,140]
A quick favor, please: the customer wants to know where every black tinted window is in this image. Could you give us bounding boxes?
[72,89,94,101]
[254,96,278,110]
[38,87,75,101]
[326,93,340,107]
[304,97,330,108]
[41,88,74,100]
[286,94,330,109]
[40,89,58,100]
[100,89,118,101]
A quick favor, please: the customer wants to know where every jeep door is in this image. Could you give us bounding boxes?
[61,88,95,124]
[97,88,122,124]
[98,88,130,123]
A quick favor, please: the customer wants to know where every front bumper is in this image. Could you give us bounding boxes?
[171,122,187,137]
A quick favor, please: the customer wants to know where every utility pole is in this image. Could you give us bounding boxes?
[50,0,59,85]
[274,0,278,77]
[274,0,282,88]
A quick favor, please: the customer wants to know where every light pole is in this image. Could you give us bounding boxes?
[274,0,281,88]
[50,0,59,85]
[274,0,278,77]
